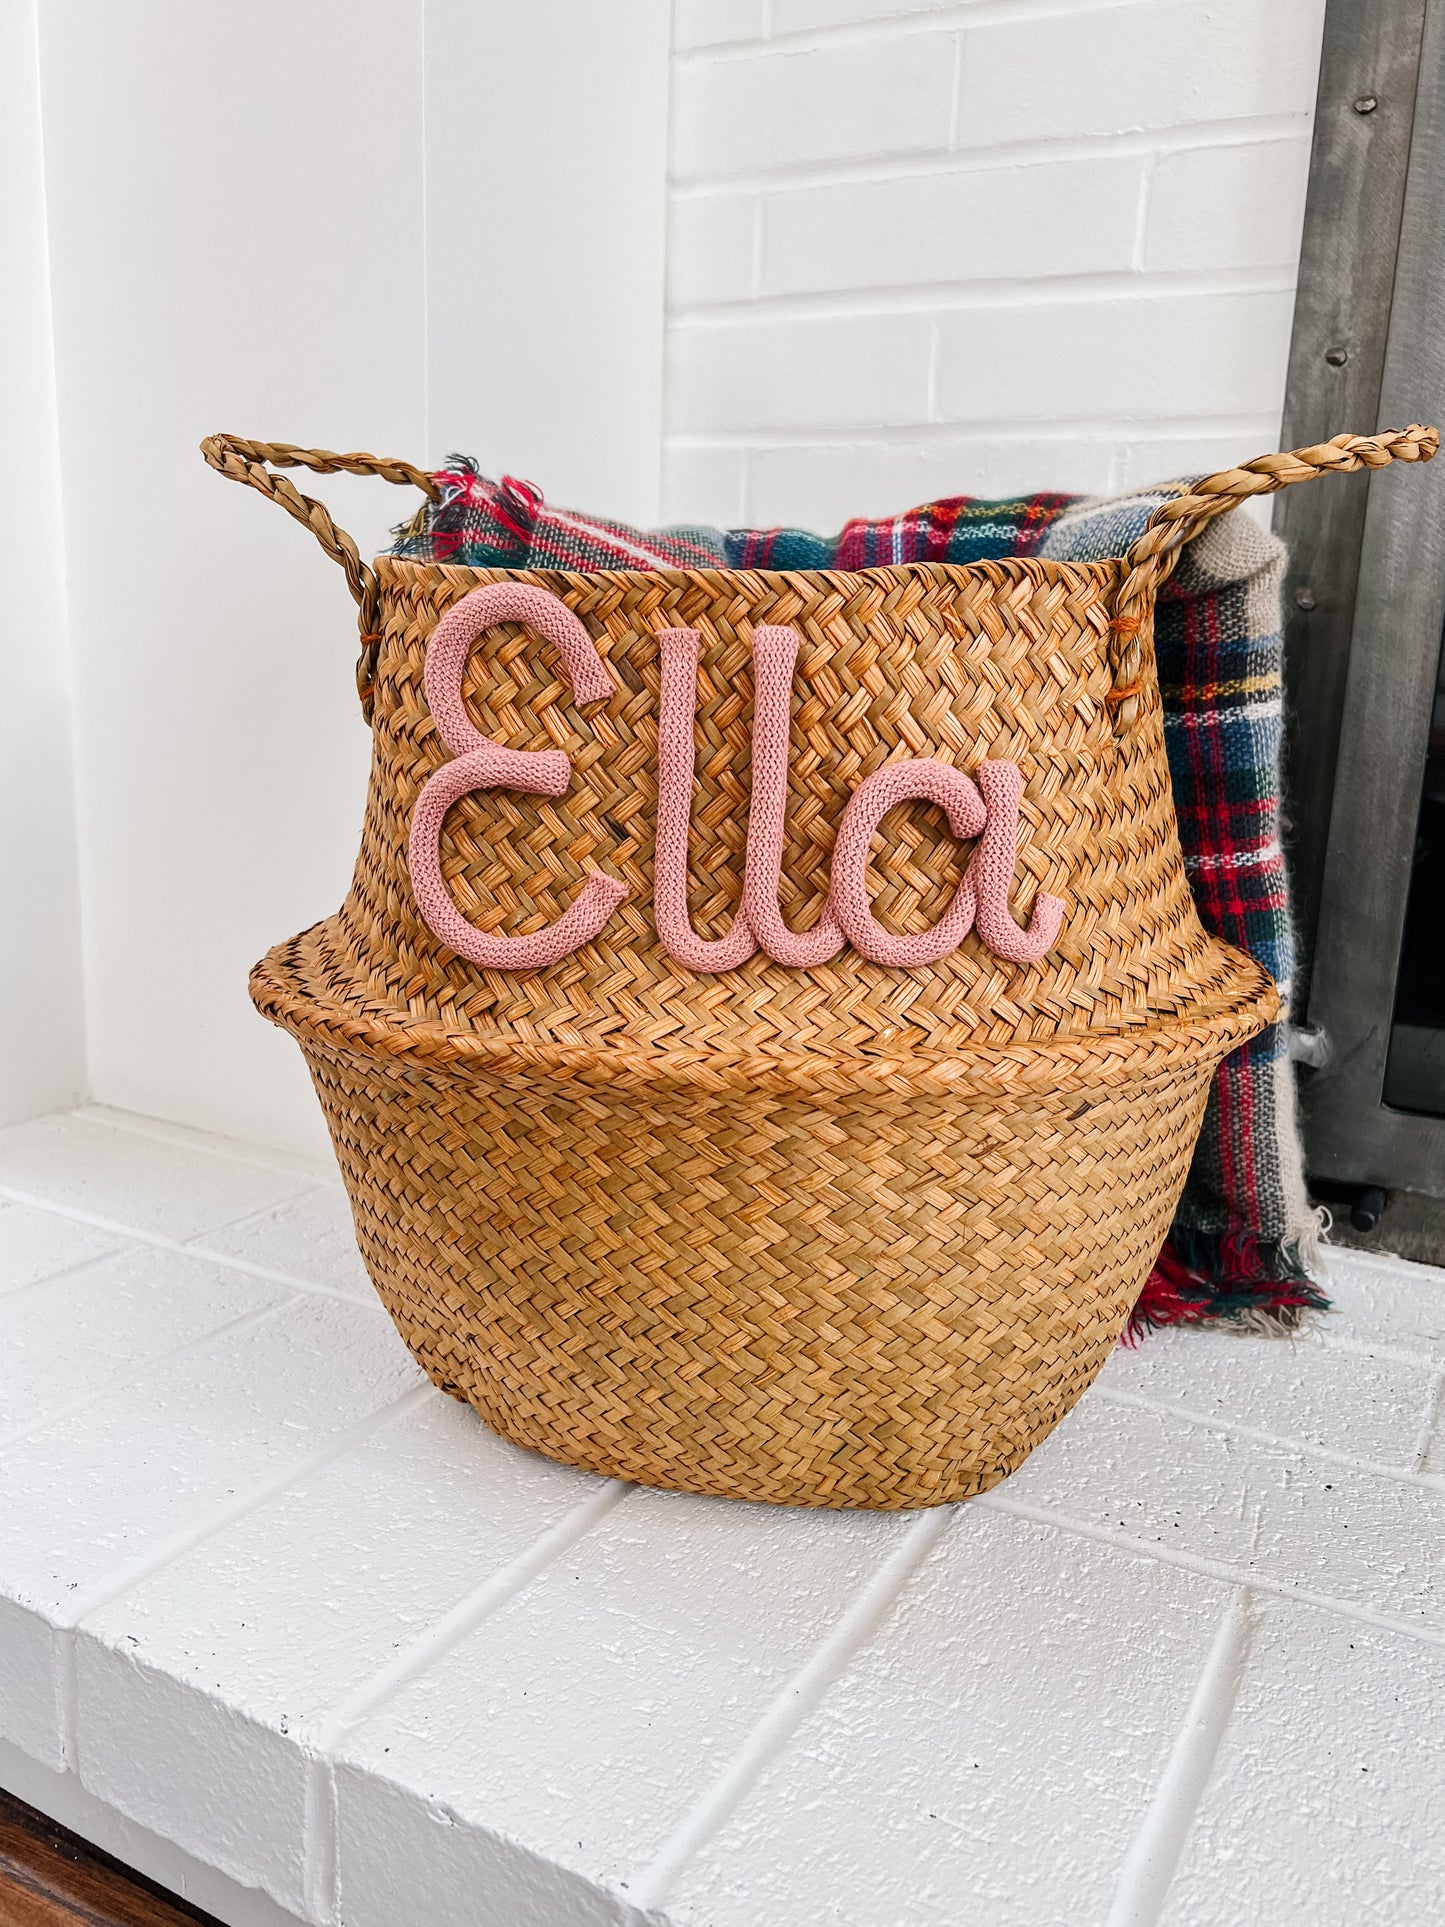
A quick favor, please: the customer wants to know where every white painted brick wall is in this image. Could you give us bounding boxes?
[663,0,1325,527]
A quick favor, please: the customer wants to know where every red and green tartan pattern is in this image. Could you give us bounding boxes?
[396,465,1327,1331]
[1126,550,1324,1329]
[1041,500,1325,1330]
[394,459,1073,575]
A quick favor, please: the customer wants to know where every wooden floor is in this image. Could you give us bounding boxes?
[0,1791,220,1927]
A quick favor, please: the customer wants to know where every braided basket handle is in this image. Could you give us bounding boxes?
[1108,424,1439,731]
[200,434,440,715]
[204,427,1439,731]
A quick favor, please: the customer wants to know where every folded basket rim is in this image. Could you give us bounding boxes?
[374,549,1125,596]
[252,918,1278,1098]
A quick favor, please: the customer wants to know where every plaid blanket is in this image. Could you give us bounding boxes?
[395,462,1328,1333]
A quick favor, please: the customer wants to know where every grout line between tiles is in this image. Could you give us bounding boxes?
[1104,1588,1252,1926]
[1311,1329,1445,1371]
[626,1504,954,1915]
[945,29,965,149]
[180,1186,331,1247]
[0,1186,372,1307]
[669,263,1296,325]
[670,114,1311,196]
[1089,1385,1445,1490]
[301,1477,631,1924]
[665,410,1281,450]
[924,316,940,422]
[58,1381,438,1775]
[978,1490,1445,1651]
[0,1295,304,1454]
[680,0,1120,59]
[1130,148,1158,274]
[0,1241,131,1303]
[68,1107,335,1185]
[1410,1368,1444,1475]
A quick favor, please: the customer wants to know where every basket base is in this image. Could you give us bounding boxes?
[294,1026,1228,1509]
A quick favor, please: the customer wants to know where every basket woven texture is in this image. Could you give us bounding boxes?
[204,426,1436,1508]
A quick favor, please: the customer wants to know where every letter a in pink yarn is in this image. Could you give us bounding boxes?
[967,760,1065,965]
[830,757,1064,969]
[829,759,988,967]
[407,584,627,969]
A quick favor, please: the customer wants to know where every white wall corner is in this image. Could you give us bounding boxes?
[423,0,673,525]
[0,0,87,1124]
[36,0,429,1159]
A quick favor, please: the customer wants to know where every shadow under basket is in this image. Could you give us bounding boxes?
[207,425,1437,1509]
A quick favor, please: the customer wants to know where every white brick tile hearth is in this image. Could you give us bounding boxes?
[1,1107,1442,1927]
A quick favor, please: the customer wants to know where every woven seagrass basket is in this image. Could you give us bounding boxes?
[203,425,1435,1509]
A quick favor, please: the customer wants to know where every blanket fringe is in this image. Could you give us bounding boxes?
[1125,1227,1330,1342]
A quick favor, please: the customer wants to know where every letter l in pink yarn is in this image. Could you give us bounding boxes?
[653,625,845,972]
[740,627,846,968]
[652,629,759,972]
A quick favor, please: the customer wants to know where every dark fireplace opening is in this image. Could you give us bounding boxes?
[1384,622,1445,1117]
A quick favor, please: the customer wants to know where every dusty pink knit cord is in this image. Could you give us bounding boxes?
[653,629,759,971]
[740,627,846,967]
[653,625,844,972]
[830,758,1065,969]
[968,761,1065,965]
[408,584,627,969]
[423,584,613,751]
[829,760,988,967]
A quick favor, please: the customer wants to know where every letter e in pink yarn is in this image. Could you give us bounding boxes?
[407,584,627,969]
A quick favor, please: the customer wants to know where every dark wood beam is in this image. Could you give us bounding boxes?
[0,1790,222,1927]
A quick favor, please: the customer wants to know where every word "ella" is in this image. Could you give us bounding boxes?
[407,584,1065,974]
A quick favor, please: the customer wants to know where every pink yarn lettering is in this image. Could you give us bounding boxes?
[740,629,846,967]
[412,600,1064,974]
[653,630,759,971]
[829,760,988,968]
[968,760,1066,966]
[830,756,1064,968]
[407,585,628,968]
[654,627,844,973]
